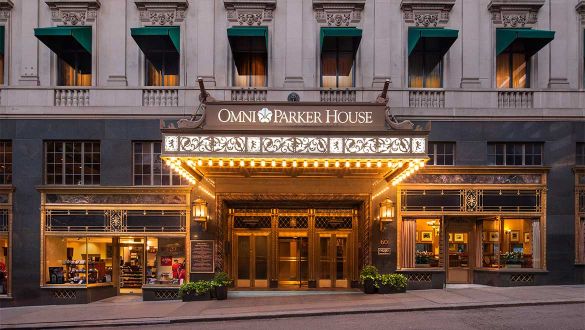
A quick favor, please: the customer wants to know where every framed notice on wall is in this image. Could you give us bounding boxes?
[190,240,215,273]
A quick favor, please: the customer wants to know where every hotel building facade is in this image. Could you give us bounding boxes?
[0,0,584,306]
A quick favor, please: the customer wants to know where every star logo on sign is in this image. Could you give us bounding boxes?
[258,107,273,123]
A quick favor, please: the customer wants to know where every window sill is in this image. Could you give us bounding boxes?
[398,268,444,272]
[474,267,548,273]
[0,294,13,300]
[41,283,114,289]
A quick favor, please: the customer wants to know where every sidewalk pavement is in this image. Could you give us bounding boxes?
[1,285,584,329]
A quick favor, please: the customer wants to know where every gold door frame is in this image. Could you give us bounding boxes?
[0,186,13,297]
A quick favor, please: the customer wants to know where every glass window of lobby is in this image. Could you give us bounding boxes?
[320,27,362,88]
[131,26,180,86]
[34,26,92,86]
[228,26,268,87]
[408,27,458,88]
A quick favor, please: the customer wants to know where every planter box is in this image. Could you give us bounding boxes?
[363,279,377,294]
[182,291,211,302]
[215,286,228,300]
[415,264,431,268]
[378,285,407,294]
[505,264,522,268]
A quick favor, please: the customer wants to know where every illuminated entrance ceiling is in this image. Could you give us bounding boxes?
[160,101,429,185]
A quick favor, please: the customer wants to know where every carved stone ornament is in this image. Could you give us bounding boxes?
[400,0,455,27]
[45,0,100,25]
[224,0,276,26]
[313,0,365,27]
[577,1,585,25]
[0,0,13,22]
[135,0,188,26]
[488,0,544,27]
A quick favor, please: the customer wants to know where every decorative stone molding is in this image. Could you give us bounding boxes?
[224,0,276,26]
[577,1,585,25]
[135,0,188,26]
[45,0,100,26]
[313,0,365,27]
[488,0,544,28]
[0,0,13,23]
[400,0,455,27]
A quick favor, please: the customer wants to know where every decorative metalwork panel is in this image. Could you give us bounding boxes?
[510,273,535,283]
[232,208,272,215]
[403,174,542,185]
[401,189,542,213]
[315,216,352,229]
[45,210,186,232]
[278,216,308,229]
[0,194,8,204]
[234,216,272,229]
[53,289,76,299]
[315,209,354,217]
[46,194,186,205]
[406,273,432,282]
[0,209,7,232]
[154,290,179,300]
[579,189,585,214]
[579,174,585,185]
[164,134,427,157]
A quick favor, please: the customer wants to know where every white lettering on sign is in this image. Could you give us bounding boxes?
[217,107,373,125]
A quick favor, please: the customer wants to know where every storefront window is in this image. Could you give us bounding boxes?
[45,236,113,285]
[145,237,186,285]
[481,219,500,268]
[480,218,540,269]
[415,219,441,267]
[496,51,528,88]
[0,210,8,294]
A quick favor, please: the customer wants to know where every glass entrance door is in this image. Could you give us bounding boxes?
[278,237,308,287]
[119,237,145,293]
[235,233,269,288]
[318,234,349,288]
[446,220,474,284]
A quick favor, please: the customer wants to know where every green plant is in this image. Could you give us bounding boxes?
[212,272,232,287]
[359,265,379,284]
[500,251,523,264]
[415,251,433,264]
[178,280,212,298]
[387,273,407,289]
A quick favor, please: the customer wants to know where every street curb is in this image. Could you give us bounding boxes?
[3,299,584,329]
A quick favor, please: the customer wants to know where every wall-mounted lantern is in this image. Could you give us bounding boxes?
[379,198,395,231]
[192,198,208,230]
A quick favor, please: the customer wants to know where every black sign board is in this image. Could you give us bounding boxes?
[190,240,215,273]
[377,247,391,255]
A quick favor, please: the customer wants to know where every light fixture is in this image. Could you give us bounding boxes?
[192,198,209,230]
[427,220,440,233]
[379,198,395,231]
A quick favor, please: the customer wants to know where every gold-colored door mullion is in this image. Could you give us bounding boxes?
[271,208,278,287]
[250,235,256,288]
[330,233,336,287]
[308,208,316,284]
[228,210,235,281]
[351,209,358,283]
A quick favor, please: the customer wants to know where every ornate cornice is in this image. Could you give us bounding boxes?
[224,0,276,26]
[312,0,365,27]
[0,0,12,22]
[577,1,585,25]
[45,0,100,26]
[488,0,544,27]
[400,0,455,27]
[134,0,189,26]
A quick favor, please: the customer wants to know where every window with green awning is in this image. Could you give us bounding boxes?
[407,28,458,88]
[0,26,4,85]
[320,27,362,88]
[131,26,180,86]
[227,26,268,87]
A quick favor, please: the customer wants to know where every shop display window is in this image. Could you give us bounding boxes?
[0,216,8,294]
[45,237,113,285]
[414,219,441,267]
[145,237,186,285]
[480,218,539,269]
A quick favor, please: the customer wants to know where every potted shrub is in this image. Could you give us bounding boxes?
[500,251,523,268]
[359,265,379,294]
[415,251,433,268]
[388,273,408,293]
[212,272,232,300]
[377,274,393,294]
[178,280,212,301]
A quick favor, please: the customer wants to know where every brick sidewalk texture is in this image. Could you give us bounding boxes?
[0,285,584,329]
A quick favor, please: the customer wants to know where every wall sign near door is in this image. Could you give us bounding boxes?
[377,247,391,255]
[190,240,215,273]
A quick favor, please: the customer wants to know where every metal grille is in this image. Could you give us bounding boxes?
[234,216,271,229]
[315,216,352,229]
[510,273,535,283]
[53,289,76,299]
[278,216,308,228]
[0,209,7,232]
[579,190,585,213]
[406,273,432,282]
[154,290,179,300]
[232,209,271,215]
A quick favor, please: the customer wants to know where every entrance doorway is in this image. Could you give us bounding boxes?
[235,233,269,288]
[278,236,309,287]
[318,234,349,288]
[446,219,474,284]
[119,237,145,294]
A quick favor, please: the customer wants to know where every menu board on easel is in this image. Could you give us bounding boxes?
[190,240,215,273]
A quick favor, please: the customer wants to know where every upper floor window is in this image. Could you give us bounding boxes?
[407,28,458,89]
[45,141,100,185]
[577,143,585,166]
[487,142,543,166]
[496,50,528,88]
[428,142,455,165]
[133,141,183,186]
[0,26,5,85]
[0,141,11,184]
[131,26,180,87]
[35,26,93,87]
[227,27,267,87]
[320,27,362,88]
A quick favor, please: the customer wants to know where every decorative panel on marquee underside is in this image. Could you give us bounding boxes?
[162,134,428,158]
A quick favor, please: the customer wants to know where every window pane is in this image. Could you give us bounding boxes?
[512,53,528,88]
[415,219,441,267]
[496,53,511,89]
[424,53,442,88]
[321,51,338,88]
[408,53,424,88]
[481,219,500,268]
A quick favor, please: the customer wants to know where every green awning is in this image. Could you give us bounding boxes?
[227,26,268,53]
[131,26,180,53]
[0,26,4,55]
[496,28,555,56]
[320,27,362,55]
[34,26,92,72]
[408,27,458,56]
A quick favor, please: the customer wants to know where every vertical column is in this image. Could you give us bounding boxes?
[101,0,127,86]
[197,0,215,85]
[18,0,39,85]
[284,0,303,88]
[547,1,570,88]
[372,0,391,87]
[460,1,481,88]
